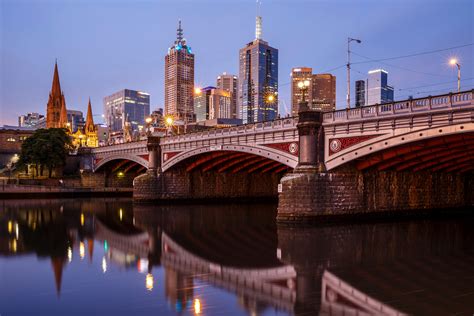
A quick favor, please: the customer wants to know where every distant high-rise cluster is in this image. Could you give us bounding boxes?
[164,20,195,125]
[291,68,336,116]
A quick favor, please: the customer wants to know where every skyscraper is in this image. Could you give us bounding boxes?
[103,89,150,133]
[355,80,366,107]
[367,69,394,105]
[216,73,238,119]
[312,74,336,112]
[238,14,278,123]
[194,86,232,122]
[46,61,68,129]
[165,20,195,125]
[291,68,336,115]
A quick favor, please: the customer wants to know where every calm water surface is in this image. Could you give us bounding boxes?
[0,198,473,315]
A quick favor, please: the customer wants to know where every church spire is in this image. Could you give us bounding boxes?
[51,60,62,97]
[85,98,95,132]
[46,60,68,129]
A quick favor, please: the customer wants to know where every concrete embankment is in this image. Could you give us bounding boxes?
[0,184,132,199]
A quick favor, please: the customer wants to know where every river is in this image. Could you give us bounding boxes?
[0,198,473,315]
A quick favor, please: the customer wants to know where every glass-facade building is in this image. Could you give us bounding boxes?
[238,39,278,124]
[355,80,366,107]
[367,69,394,105]
[103,89,150,132]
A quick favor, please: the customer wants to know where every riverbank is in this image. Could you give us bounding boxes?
[0,184,132,199]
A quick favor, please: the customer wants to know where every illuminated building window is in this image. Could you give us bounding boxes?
[7,137,16,142]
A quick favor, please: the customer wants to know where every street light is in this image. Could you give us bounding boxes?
[267,94,275,102]
[347,37,362,109]
[164,115,174,136]
[297,79,310,112]
[145,117,153,136]
[449,58,461,92]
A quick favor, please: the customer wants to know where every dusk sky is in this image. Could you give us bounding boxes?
[1,0,472,126]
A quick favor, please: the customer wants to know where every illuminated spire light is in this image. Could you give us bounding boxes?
[255,0,263,40]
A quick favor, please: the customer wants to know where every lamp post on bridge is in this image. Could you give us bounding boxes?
[449,58,461,92]
[295,79,325,173]
[347,37,362,109]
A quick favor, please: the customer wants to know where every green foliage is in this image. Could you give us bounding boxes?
[18,128,73,177]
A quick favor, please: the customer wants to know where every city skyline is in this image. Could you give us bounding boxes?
[1,0,473,125]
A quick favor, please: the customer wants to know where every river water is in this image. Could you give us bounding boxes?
[0,198,473,315]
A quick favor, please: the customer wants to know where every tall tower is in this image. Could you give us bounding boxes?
[165,20,195,126]
[46,61,68,128]
[238,6,278,123]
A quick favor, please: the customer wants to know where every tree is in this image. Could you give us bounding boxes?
[18,128,73,178]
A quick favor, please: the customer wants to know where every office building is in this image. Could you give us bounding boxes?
[194,87,232,122]
[18,113,44,128]
[367,69,394,105]
[312,74,336,112]
[238,14,278,123]
[216,73,238,118]
[291,68,336,115]
[355,80,366,107]
[165,20,195,124]
[103,89,150,132]
[66,110,84,133]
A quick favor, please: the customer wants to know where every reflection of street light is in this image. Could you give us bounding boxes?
[146,273,154,291]
[194,298,201,314]
[449,58,461,92]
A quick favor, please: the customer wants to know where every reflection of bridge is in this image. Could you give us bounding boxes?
[161,232,297,312]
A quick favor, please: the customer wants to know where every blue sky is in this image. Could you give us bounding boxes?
[1,0,472,125]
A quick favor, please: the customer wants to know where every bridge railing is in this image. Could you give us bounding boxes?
[323,90,473,123]
[161,116,298,144]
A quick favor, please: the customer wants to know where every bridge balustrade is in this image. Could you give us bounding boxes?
[322,90,473,123]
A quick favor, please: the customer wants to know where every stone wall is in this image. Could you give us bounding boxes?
[134,167,281,202]
[277,168,473,222]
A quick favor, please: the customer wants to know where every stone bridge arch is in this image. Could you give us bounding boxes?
[325,122,473,172]
[94,154,149,172]
[162,144,298,173]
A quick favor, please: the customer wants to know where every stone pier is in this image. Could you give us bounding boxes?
[276,106,473,223]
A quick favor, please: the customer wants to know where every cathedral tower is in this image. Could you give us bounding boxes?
[46,61,68,128]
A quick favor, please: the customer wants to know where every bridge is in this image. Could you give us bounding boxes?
[83,90,474,221]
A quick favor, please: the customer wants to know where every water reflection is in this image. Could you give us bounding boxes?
[0,199,473,315]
